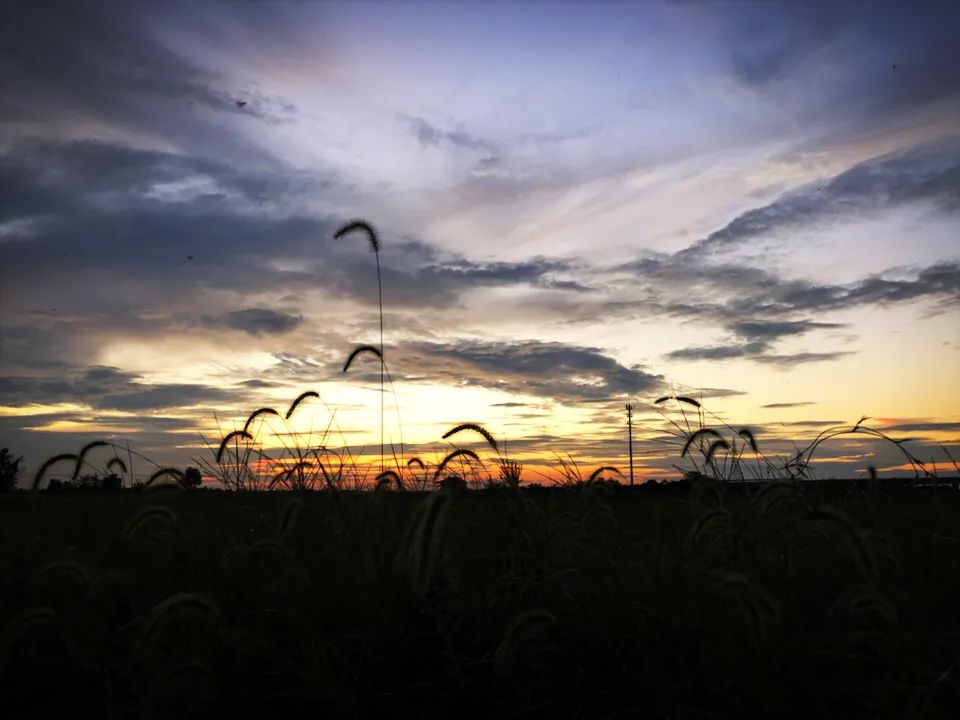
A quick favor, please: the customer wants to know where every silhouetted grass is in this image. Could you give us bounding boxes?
[3,481,960,718]
[335,220,386,474]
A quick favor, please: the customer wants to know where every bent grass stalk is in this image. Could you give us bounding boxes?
[434,448,482,484]
[285,391,319,420]
[71,440,109,480]
[31,453,78,492]
[442,423,500,455]
[143,467,184,489]
[123,505,178,538]
[242,407,279,434]
[587,465,621,486]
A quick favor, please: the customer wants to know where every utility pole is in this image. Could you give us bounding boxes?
[626,403,634,486]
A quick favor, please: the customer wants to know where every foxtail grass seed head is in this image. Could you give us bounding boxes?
[72,440,109,479]
[216,431,253,463]
[242,407,279,434]
[442,423,499,453]
[285,391,319,420]
[334,219,380,254]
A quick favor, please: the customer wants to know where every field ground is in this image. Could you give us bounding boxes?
[2,482,959,719]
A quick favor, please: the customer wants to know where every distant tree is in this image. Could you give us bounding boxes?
[181,467,203,489]
[0,448,23,491]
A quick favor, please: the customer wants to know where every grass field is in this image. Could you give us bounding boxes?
[2,480,959,719]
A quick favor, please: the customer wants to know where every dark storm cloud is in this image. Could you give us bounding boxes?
[683,137,960,260]
[212,308,304,336]
[344,340,663,405]
[0,365,234,411]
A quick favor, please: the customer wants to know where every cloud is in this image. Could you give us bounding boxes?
[696,387,748,399]
[762,402,816,409]
[752,351,855,367]
[667,343,767,361]
[724,3,960,138]
[660,312,851,365]
[213,308,304,336]
[0,365,235,412]
[599,162,960,363]
[417,257,590,294]
[0,138,600,385]
[725,5,849,89]
[400,115,496,155]
[346,339,664,405]
[881,421,960,433]
[1,1,297,158]
[666,343,852,366]
[682,137,960,260]
[730,320,845,340]
[0,138,331,223]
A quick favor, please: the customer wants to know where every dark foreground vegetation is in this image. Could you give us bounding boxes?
[2,481,959,719]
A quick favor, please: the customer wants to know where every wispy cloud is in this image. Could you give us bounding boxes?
[0,365,235,412]
[681,137,960,261]
[346,339,664,405]
[399,114,496,155]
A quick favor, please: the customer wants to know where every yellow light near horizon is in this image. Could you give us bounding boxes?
[0,403,90,417]
[98,337,279,386]
[22,419,139,434]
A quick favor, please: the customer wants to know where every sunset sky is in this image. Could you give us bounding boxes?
[1,1,958,484]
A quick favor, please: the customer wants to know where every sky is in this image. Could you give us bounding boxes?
[1,0,958,485]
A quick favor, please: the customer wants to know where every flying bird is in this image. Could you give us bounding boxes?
[186,255,194,261]
[236,100,248,108]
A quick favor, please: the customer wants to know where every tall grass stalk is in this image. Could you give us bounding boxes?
[335,220,385,475]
